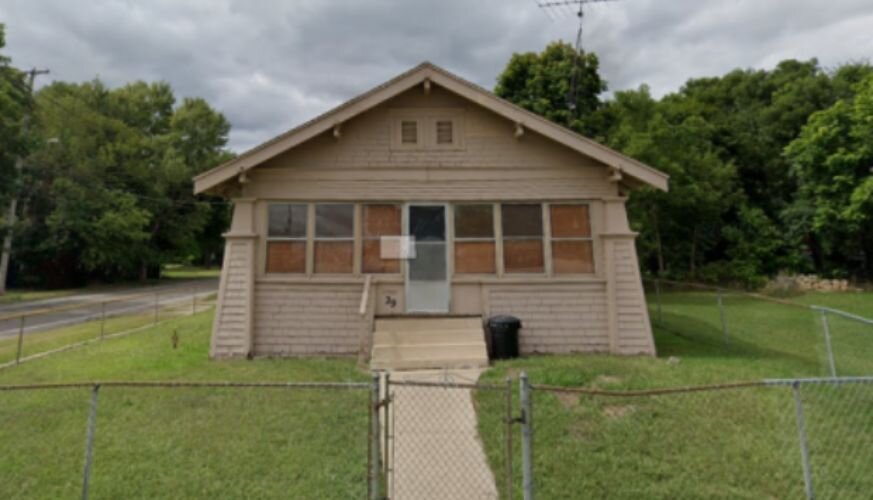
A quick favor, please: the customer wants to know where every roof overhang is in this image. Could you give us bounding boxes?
[194,62,669,195]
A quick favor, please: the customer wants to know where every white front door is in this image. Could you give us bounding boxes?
[405,204,449,313]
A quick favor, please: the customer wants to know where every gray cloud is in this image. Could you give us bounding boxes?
[1,0,871,152]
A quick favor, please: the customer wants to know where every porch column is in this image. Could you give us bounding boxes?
[210,198,258,358]
[601,197,656,356]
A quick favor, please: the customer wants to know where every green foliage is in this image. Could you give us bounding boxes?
[11,78,233,286]
[496,43,873,283]
[785,75,873,277]
[495,41,606,135]
[0,24,32,208]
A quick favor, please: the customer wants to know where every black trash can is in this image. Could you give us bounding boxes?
[488,315,522,360]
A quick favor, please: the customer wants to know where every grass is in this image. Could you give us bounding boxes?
[0,300,211,366]
[0,312,369,499]
[162,264,221,280]
[0,289,77,304]
[476,291,873,499]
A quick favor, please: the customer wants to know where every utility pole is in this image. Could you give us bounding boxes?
[0,67,49,295]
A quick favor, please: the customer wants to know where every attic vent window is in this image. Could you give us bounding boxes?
[436,120,453,145]
[401,120,418,144]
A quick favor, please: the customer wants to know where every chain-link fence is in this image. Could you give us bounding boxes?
[525,376,873,500]
[645,278,873,377]
[384,373,514,500]
[3,374,872,499]
[0,380,376,500]
[0,284,216,369]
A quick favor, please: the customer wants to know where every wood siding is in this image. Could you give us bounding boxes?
[252,282,367,356]
[210,238,254,358]
[244,86,617,201]
[487,283,610,354]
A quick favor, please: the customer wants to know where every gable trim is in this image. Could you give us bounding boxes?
[194,62,668,194]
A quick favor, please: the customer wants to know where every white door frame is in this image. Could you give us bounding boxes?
[404,202,450,313]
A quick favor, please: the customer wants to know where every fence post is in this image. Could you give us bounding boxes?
[369,373,381,500]
[791,382,815,500]
[520,372,534,500]
[506,377,514,499]
[655,278,663,324]
[15,316,25,364]
[717,289,729,347]
[100,302,106,340]
[81,384,101,500]
[382,372,390,478]
[154,291,159,324]
[819,310,837,378]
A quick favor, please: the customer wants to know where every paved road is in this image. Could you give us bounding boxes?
[0,279,218,339]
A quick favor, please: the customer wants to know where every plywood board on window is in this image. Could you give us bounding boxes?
[552,240,594,274]
[314,241,353,274]
[364,204,401,237]
[550,204,591,238]
[363,240,400,274]
[454,241,496,274]
[266,241,305,273]
[503,239,544,273]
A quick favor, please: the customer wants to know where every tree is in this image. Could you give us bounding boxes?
[0,24,34,293]
[495,41,607,136]
[785,75,873,278]
[11,78,233,286]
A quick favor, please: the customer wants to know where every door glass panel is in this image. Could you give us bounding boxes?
[406,205,449,312]
[409,206,445,242]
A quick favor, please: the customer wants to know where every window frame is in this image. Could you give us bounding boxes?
[548,202,595,275]
[265,203,309,274]
[362,203,403,275]
[389,109,465,150]
[452,204,497,275]
[313,203,355,275]
[500,203,546,275]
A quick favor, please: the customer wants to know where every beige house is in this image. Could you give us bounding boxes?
[193,62,668,366]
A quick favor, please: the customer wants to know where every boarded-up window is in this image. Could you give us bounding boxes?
[363,204,402,273]
[315,204,353,274]
[501,204,544,273]
[436,120,453,145]
[401,121,418,145]
[266,204,307,273]
[454,204,495,274]
[550,204,594,274]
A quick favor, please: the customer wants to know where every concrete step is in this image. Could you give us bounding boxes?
[373,328,483,346]
[374,317,482,333]
[370,316,487,371]
[372,343,487,361]
[371,355,488,371]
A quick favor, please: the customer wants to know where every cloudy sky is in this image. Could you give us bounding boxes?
[2,0,872,152]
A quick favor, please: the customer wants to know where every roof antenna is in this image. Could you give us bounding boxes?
[535,0,619,113]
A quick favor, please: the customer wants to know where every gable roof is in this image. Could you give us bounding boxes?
[194,62,669,194]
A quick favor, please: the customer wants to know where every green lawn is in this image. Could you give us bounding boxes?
[477,290,873,499]
[0,289,76,304]
[0,312,369,499]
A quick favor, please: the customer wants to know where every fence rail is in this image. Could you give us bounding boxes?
[0,283,215,368]
[645,277,873,378]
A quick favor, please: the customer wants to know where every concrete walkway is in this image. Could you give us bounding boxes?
[387,369,499,500]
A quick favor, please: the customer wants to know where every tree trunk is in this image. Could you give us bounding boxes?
[689,226,698,278]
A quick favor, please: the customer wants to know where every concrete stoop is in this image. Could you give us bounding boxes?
[370,317,489,370]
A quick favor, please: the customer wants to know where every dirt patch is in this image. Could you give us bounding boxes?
[591,375,623,388]
[603,405,635,420]
[555,391,579,409]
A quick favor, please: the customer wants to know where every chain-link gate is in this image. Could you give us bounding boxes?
[381,372,517,500]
